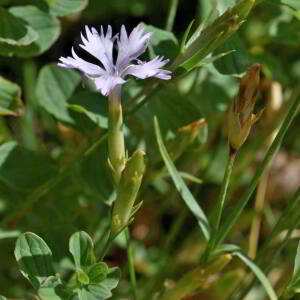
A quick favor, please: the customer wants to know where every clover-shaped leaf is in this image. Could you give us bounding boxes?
[14,232,54,290]
[69,231,96,269]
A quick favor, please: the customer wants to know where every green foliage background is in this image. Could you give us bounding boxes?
[0,0,300,299]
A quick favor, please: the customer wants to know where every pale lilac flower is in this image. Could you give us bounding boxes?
[58,24,171,96]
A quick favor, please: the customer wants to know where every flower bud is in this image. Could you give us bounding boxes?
[111,150,146,235]
[228,64,263,151]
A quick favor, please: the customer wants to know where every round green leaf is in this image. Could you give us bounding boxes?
[38,276,68,300]
[71,268,121,300]
[76,269,90,285]
[69,231,96,269]
[0,76,24,116]
[276,0,300,10]
[0,141,57,191]
[0,7,38,46]
[49,0,88,16]
[213,33,252,75]
[80,145,115,205]
[145,24,179,60]
[100,267,121,290]
[14,232,54,289]
[86,263,109,284]
[30,0,89,17]
[36,64,81,124]
[76,284,112,300]
[0,6,61,57]
[68,91,108,129]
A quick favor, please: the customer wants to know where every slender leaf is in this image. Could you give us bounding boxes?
[215,244,277,300]
[154,116,210,240]
[293,242,300,280]
[0,229,20,239]
[284,240,300,298]
[234,251,278,300]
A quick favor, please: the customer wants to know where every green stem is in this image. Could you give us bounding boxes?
[165,0,179,31]
[108,86,126,184]
[125,228,137,300]
[214,149,236,232]
[99,231,114,261]
[201,149,236,262]
[215,85,300,248]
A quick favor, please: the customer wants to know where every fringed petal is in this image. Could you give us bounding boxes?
[116,24,152,71]
[122,56,171,80]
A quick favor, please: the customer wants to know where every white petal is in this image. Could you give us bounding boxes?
[116,24,152,71]
[122,56,171,80]
[93,75,126,96]
[80,25,115,73]
[58,47,105,76]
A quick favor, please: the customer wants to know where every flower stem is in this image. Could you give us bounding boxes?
[201,149,236,262]
[214,148,236,232]
[99,230,113,261]
[108,86,126,184]
[125,228,137,300]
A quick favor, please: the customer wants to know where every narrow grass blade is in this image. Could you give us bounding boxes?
[234,251,277,300]
[154,116,210,240]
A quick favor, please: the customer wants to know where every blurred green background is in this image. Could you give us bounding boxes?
[0,0,300,299]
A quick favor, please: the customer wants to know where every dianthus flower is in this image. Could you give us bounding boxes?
[58,24,171,96]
